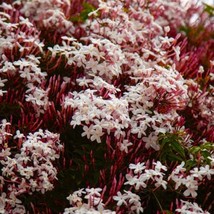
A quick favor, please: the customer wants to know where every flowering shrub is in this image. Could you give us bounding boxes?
[0,0,213,213]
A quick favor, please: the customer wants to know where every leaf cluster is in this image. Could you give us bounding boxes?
[185,142,213,170]
[158,133,213,170]
[70,2,97,23]
[158,132,186,163]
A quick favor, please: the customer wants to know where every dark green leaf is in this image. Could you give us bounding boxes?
[167,153,183,162]
[171,141,186,159]
[201,150,211,159]
[185,159,197,170]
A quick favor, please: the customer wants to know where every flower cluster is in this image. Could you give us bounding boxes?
[64,188,115,214]
[169,162,214,198]
[112,161,168,213]
[125,161,168,190]
[113,190,143,214]
[118,160,213,212]
[64,88,130,143]
[0,121,62,213]
[20,0,74,35]
[0,0,213,213]
[176,200,210,214]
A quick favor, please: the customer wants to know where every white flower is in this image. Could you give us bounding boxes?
[0,78,7,87]
[8,192,22,207]
[190,167,203,180]
[183,176,198,198]
[10,205,26,214]
[172,175,185,190]
[183,186,198,198]
[208,156,214,167]
[125,174,139,186]
[0,193,6,214]
[123,191,143,213]
[153,161,167,172]
[76,77,91,87]
[142,133,160,151]
[154,176,167,189]
[173,46,181,61]
[198,66,204,74]
[199,165,214,180]
[113,192,127,206]
[90,125,104,143]
[125,174,147,190]
[176,200,210,214]
[25,85,50,114]
[172,162,186,174]
[81,125,94,139]
[0,89,7,96]
[129,162,146,174]
[0,148,11,159]
[14,130,25,139]
[67,194,82,206]
[85,188,102,198]
[85,58,100,73]
[144,169,159,180]
[0,61,16,73]
[119,140,133,153]
[63,205,116,214]
[19,16,33,27]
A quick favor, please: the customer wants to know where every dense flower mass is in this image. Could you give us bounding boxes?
[0,0,213,213]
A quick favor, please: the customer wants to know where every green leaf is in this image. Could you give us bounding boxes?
[201,150,211,159]
[180,26,190,35]
[158,133,187,163]
[70,2,96,23]
[171,141,186,159]
[203,3,214,16]
[167,153,184,162]
[189,146,200,154]
[201,142,213,150]
[185,159,197,170]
